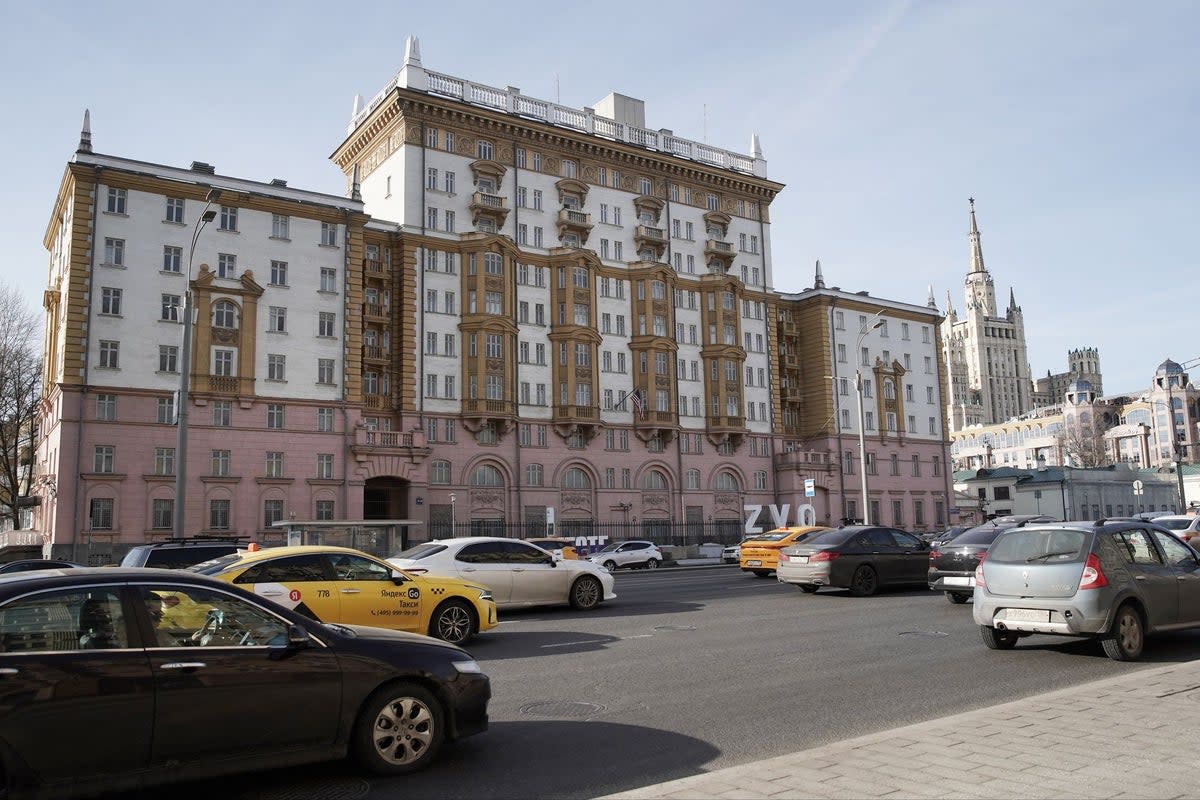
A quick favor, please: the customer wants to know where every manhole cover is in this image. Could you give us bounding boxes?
[520,701,606,718]
[244,778,371,800]
[653,624,697,631]
[898,630,950,638]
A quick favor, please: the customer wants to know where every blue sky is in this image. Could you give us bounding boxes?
[2,0,1196,396]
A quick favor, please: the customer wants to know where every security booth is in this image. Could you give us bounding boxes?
[269,519,424,559]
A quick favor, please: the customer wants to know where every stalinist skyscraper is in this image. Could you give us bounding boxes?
[941,199,1032,431]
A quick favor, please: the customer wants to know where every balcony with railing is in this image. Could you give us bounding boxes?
[363,393,391,410]
[351,427,432,464]
[364,258,386,274]
[773,448,836,473]
[633,225,667,261]
[201,375,254,395]
[363,345,389,363]
[363,303,390,320]
[556,208,593,244]
[704,239,735,261]
[469,191,510,228]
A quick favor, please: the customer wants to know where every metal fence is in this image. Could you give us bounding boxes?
[425,520,747,553]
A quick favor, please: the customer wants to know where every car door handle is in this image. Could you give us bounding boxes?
[462,567,477,572]
[340,588,361,594]
[161,662,207,670]
[1135,575,1147,581]
[512,568,525,572]
[259,590,284,597]
[0,668,18,676]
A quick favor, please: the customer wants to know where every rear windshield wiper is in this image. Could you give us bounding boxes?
[1026,550,1079,563]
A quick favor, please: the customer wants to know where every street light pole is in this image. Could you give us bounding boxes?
[173,189,222,539]
[855,313,885,525]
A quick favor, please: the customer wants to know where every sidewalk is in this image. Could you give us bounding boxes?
[600,659,1200,800]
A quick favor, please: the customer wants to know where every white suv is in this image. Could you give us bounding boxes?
[588,541,663,571]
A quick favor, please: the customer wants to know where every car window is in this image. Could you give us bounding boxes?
[1150,530,1199,568]
[328,553,394,581]
[456,542,508,564]
[953,526,1009,545]
[234,554,328,584]
[504,541,552,564]
[806,529,852,547]
[1113,530,1162,566]
[0,588,127,652]
[889,530,922,548]
[389,543,448,561]
[988,529,1089,563]
[141,585,290,648]
[143,546,239,569]
[866,530,895,547]
[1156,518,1191,531]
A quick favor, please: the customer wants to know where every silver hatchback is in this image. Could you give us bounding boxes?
[972,520,1200,661]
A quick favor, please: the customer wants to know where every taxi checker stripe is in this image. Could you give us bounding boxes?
[432,587,445,595]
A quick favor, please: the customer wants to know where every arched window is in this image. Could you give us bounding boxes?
[469,464,503,487]
[715,471,740,491]
[213,300,238,329]
[561,467,591,489]
[641,469,668,490]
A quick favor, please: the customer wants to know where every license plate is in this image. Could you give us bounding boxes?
[746,559,762,566]
[944,576,974,587]
[1006,608,1050,623]
[796,556,809,564]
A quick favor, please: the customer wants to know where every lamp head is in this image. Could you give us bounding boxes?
[205,188,223,203]
[870,320,884,331]
[201,209,217,223]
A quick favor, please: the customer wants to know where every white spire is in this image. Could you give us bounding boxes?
[352,94,362,118]
[78,109,92,153]
[404,35,422,66]
[750,133,762,159]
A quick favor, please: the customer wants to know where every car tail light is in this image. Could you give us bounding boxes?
[810,551,839,563]
[974,551,987,561]
[929,550,941,562]
[779,552,791,562]
[974,552,986,588]
[1078,553,1108,590]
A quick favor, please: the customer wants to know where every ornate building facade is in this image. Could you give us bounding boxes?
[27,38,954,561]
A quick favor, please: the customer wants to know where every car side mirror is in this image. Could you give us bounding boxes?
[286,624,311,650]
[391,571,408,584]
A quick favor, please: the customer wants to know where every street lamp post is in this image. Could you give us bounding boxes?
[855,314,885,525]
[173,189,222,539]
[449,493,457,535]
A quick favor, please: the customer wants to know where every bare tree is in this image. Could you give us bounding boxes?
[0,285,40,529]
[1058,416,1109,468]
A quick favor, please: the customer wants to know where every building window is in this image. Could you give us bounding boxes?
[94,393,116,421]
[318,312,336,338]
[92,445,115,474]
[265,452,284,478]
[152,499,173,530]
[477,140,494,160]
[98,340,119,369]
[163,245,182,273]
[267,354,286,381]
[209,499,231,530]
[212,400,231,427]
[430,460,451,484]
[154,447,175,476]
[271,214,290,239]
[266,403,284,429]
[320,222,338,247]
[158,345,178,373]
[156,396,175,424]
[268,306,287,333]
[213,300,237,329]
[270,260,288,286]
[106,187,126,214]
[219,206,238,231]
[316,407,334,432]
[263,499,284,529]
[317,358,335,385]
[316,500,335,521]
[217,253,237,279]
[320,268,337,293]
[100,287,122,315]
[163,196,185,223]
[89,498,114,530]
[316,453,334,479]
[160,293,180,322]
[104,238,124,266]
[211,450,231,476]
[526,463,544,486]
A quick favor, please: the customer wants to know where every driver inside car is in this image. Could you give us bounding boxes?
[143,592,188,647]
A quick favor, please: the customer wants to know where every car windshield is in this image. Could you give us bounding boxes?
[389,543,448,561]
[951,526,1009,546]
[750,530,801,542]
[1156,519,1191,530]
[987,528,1089,563]
[189,553,245,575]
[804,529,853,546]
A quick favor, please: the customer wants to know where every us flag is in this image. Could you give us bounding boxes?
[628,388,646,419]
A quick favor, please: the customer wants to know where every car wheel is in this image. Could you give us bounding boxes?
[848,565,878,597]
[353,682,445,775]
[569,575,602,610]
[603,559,618,571]
[945,591,970,604]
[752,570,771,578]
[645,558,660,570]
[798,584,820,594]
[429,599,475,645]
[1101,603,1145,661]
[979,625,1019,650]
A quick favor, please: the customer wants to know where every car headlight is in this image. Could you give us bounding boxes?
[453,659,483,675]
[473,587,493,602]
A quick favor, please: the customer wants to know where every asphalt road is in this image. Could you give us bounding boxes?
[118,565,1200,800]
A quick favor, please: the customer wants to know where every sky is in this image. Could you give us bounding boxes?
[2,0,1196,396]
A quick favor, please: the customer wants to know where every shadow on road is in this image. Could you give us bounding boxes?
[108,721,722,800]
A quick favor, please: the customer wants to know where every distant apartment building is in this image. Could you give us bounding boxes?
[27,38,954,562]
[1032,347,1104,409]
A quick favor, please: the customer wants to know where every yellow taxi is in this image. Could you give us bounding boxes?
[192,545,498,645]
[740,526,830,577]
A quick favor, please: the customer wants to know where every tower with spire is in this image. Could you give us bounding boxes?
[941,199,1032,430]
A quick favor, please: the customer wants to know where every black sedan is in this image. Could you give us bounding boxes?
[0,567,490,799]
[775,526,930,596]
[0,559,83,574]
[928,515,1057,604]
